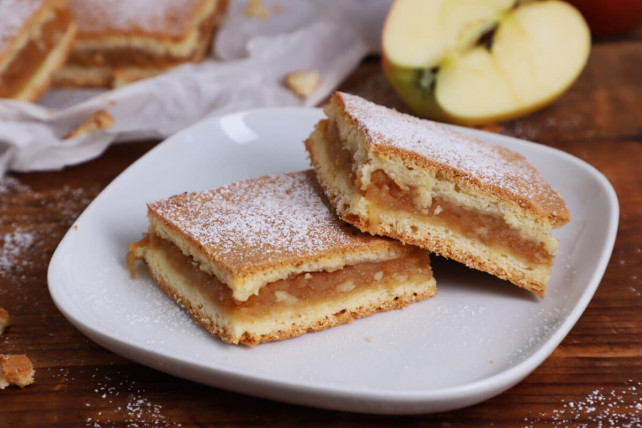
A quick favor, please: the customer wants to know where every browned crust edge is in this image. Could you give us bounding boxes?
[24,22,77,101]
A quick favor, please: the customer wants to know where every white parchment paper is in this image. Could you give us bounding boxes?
[0,0,392,175]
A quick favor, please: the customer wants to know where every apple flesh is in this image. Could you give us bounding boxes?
[382,0,591,125]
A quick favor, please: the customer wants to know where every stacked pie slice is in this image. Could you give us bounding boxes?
[128,171,436,346]
[305,92,570,298]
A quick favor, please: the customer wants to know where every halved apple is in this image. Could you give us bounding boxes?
[382,0,591,125]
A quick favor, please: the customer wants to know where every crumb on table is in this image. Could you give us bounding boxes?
[244,0,270,19]
[0,354,35,389]
[0,307,10,335]
[284,70,322,98]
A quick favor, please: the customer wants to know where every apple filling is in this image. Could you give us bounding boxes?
[132,233,432,322]
[0,7,72,98]
[324,120,551,266]
[66,48,187,69]
[364,169,551,265]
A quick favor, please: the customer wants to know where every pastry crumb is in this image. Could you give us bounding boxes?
[0,308,10,335]
[244,0,270,19]
[284,70,322,98]
[64,110,114,139]
[0,355,35,389]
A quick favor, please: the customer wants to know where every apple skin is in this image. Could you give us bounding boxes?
[382,51,582,126]
[382,55,560,126]
[381,0,591,126]
[565,0,642,37]
[381,55,452,123]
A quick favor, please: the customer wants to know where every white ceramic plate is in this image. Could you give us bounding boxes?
[48,107,618,414]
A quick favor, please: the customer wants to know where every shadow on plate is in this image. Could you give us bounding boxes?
[430,255,539,302]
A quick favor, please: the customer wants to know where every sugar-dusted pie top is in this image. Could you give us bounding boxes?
[332,92,570,226]
[67,0,212,37]
[0,0,47,52]
[147,170,410,300]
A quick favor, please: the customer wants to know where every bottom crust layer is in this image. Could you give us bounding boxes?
[52,64,177,88]
[129,236,437,346]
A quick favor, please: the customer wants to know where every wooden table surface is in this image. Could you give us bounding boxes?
[1,26,641,427]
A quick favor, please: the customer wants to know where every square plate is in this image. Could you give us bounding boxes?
[48,107,618,414]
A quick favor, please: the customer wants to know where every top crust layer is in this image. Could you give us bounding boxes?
[66,0,219,39]
[328,92,570,227]
[147,170,411,302]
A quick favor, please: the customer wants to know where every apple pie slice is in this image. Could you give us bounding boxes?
[54,0,228,87]
[0,0,77,101]
[305,92,570,297]
[128,170,436,346]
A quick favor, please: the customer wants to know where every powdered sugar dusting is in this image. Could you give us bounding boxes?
[150,171,393,273]
[524,379,642,427]
[337,92,569,223]
[0,0,45,50]
[84,368,173,426]
[1,176,98,287]
[68,0,207,36]
[0,229,35,279]
[508,307,564,366]
[0,175,30,194]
